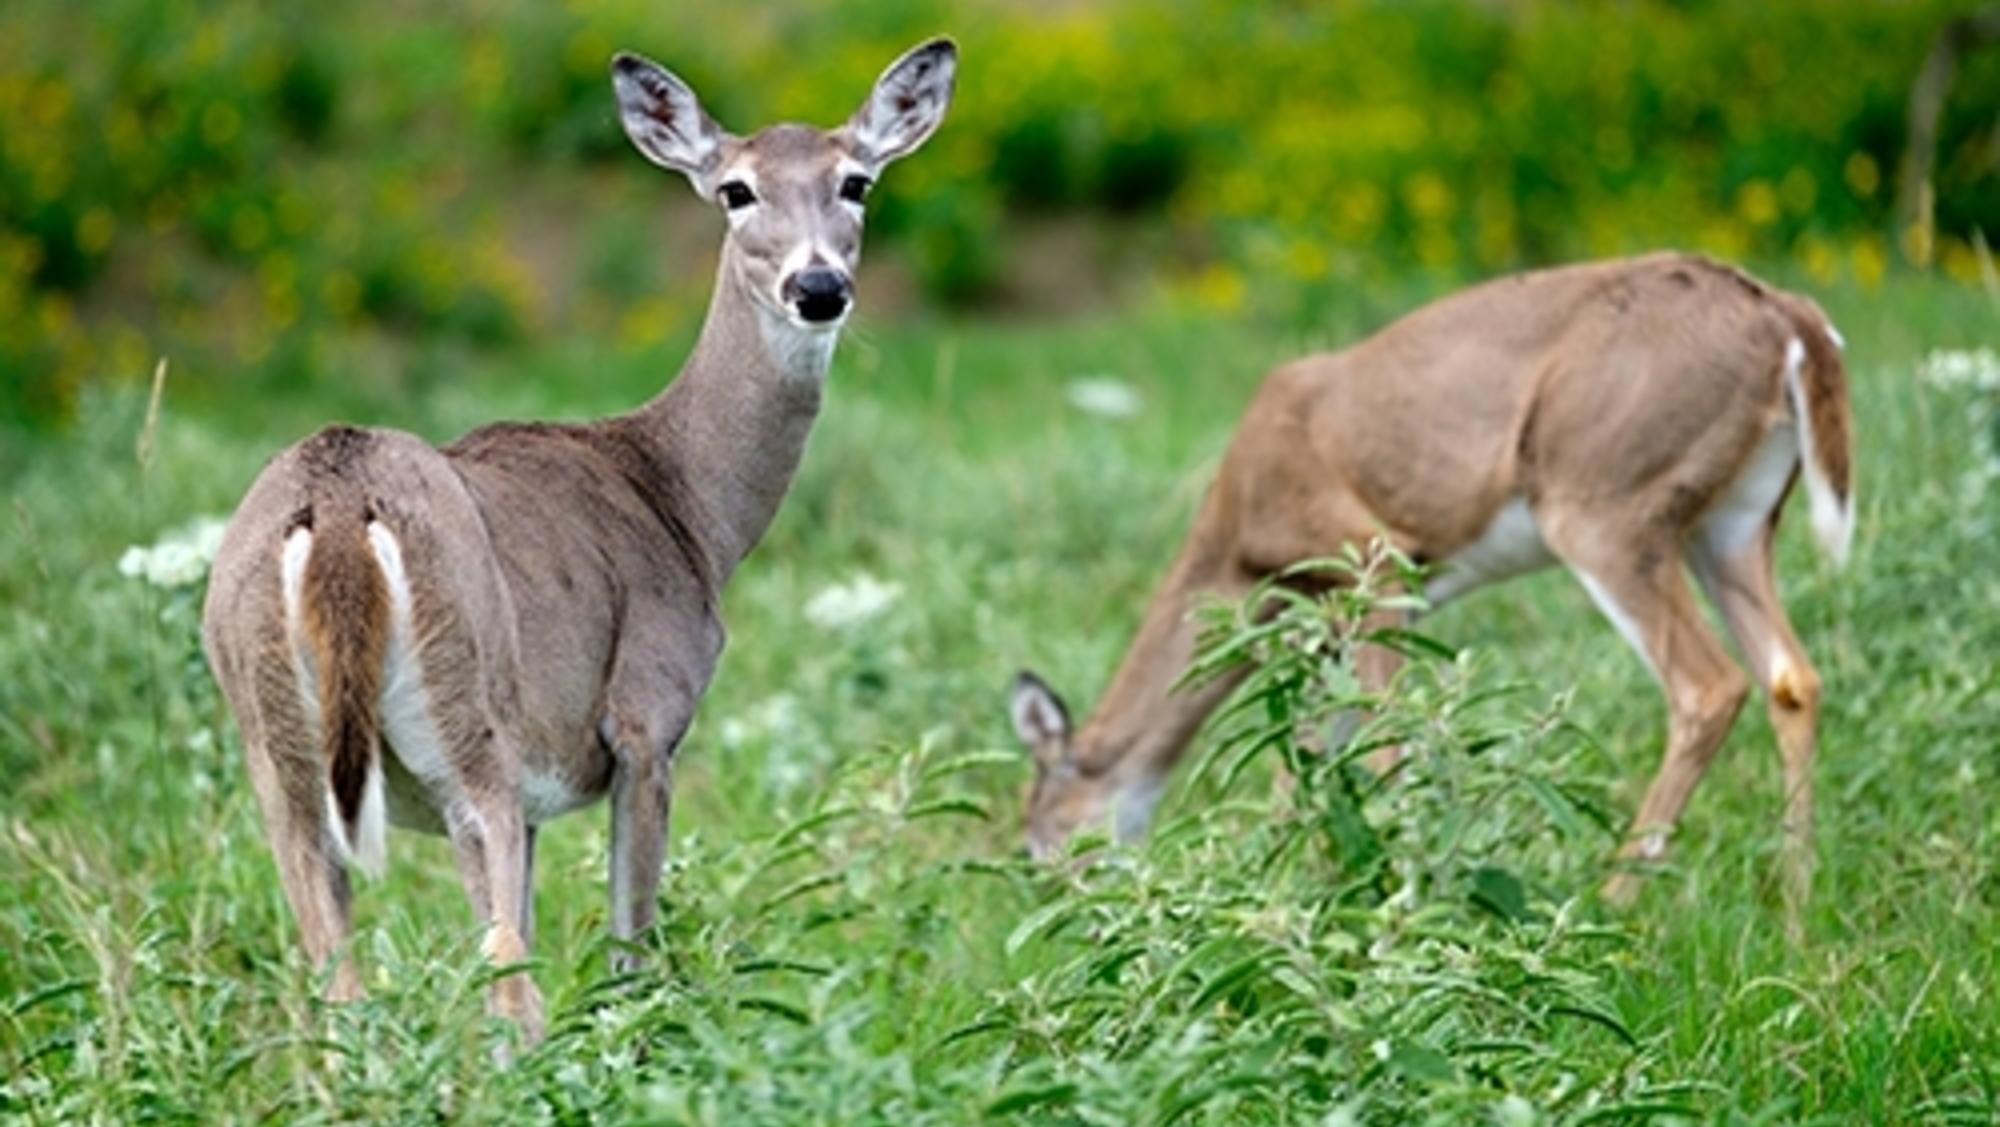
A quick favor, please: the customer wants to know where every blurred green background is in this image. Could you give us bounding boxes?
[1,0,1997,430]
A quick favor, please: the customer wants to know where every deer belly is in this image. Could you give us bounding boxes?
[1423,497,1556,606]
[521,759,609,825]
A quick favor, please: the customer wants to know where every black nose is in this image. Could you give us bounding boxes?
[784,267,852,323]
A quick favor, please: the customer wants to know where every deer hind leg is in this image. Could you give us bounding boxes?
[1688,528,1820,930]
[375,585,544,1044]
[1551,533,1749,905]
[452,781,544,1046]
[418,726,545,1045]
[243,657,362,1002]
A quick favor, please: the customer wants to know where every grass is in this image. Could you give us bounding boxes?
[1,267,1997,1122]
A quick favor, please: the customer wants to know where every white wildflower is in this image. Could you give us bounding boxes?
[117,516,229,590]
[719,693,803,751]
[1494,1094,1540,1127]
[1917,348,2000,394]
[1065,376,1143,419]
[803,573,902,630]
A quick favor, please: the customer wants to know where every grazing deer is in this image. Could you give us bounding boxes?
[1010,253,1851,909]
[201,38,956,1041]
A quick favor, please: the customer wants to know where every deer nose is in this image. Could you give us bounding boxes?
[783,266,852,324]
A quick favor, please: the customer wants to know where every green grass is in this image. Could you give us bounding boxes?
[2,269,1997,1122]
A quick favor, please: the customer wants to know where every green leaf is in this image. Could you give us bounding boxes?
[984,1081,1078,1116]
[1388,1038,1458,1085]
[1469,865,1532,922]
[904,796,989,822]
[736,995,811,1025]
[1523,776,1588,839]
[1004,898,1078,958]
[1190,951,1275,1010]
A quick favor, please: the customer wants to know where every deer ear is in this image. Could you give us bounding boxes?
[611,52,722,185]
[1010,670,1071,750]
[847,37,955,168]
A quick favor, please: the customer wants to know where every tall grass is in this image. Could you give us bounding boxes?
[2,270,1997,1121]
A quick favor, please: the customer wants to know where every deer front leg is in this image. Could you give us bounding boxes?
[604,706,686,972]
[1355,605,1411,775]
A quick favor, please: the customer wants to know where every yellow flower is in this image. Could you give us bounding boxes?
[77,208,115,255]
[1843,152,1879,199]
[1851,236,1886,289]
[322,271,362,319]
[1735,180,1779,227]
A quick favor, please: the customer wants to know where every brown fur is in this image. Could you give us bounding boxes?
[296,499,389,842]
[1015,253,1852,923]
[200,38,956,1044]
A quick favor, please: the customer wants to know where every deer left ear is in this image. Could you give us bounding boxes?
[1009,669,1071,750]
[847,37,956,168]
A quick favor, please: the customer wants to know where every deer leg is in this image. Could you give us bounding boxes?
[605,710,682,972]
[389,642,544,1046]
[519,825,538,948]
[462,796,543,1045]
[438,736,545,1045]
[1689,531,1821,932]
[243,670,363,1003]
[1556,540,1749,906]
[1355,605,1411,775]
[248,753,362,1002]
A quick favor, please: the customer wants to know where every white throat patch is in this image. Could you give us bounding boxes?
[755,302,840,382]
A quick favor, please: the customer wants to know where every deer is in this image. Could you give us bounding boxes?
[1009,253,1852,913]
[200,38,956,1042]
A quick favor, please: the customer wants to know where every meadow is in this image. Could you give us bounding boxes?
[7,0,2000,1119]
[2,265,1997,1122]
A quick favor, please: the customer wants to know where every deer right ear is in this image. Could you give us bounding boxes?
[1010,670,1071,749]
[612,52,722,185]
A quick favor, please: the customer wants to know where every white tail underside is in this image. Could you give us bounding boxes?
[280,525,388,877]
[1782,336,1854,567]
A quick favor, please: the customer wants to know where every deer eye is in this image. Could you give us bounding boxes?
[717,181,757,210]
[838,174,872,204]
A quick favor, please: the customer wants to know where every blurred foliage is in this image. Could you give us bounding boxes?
[2,0,1997,428]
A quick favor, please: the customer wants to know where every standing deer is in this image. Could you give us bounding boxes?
[1009,254,1851,909]
[201,38,956,1041]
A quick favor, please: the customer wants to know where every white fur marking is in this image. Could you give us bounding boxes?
[718,166,759,229]
[1424,497,1556,605]
[1782,336,1854,566]
[280,527,314,651]
[1575,570,1657,678]
[1824,322,1845,351]
[1767,654,1796,696]
[279,529,320,732]
[1699,418,1798,555]
[1112,774,1165,842]
[755,301,840,382]
[1637,831,1668,861]
[835,157,871,216]
[521,772,592,825]
[367,523,444,785]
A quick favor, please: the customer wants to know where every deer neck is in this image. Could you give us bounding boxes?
[1074,538,1248,784]
[632,245,836,581]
